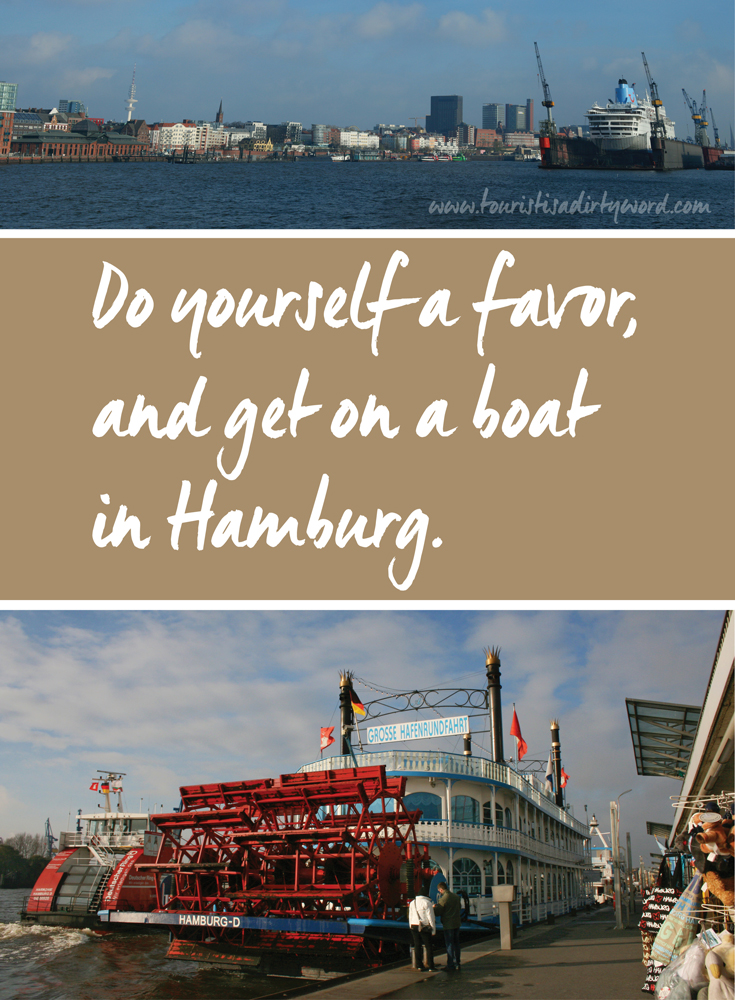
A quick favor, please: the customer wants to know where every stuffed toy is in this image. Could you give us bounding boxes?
[680,808,735,909]
[702,931,734,1000]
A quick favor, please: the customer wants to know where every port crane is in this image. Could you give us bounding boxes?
[641,52,666,139]
[682,89,709,145]
[709,107,721,148]
[534,42,556,136]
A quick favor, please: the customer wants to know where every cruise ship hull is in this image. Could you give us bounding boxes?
[540,135,707,171]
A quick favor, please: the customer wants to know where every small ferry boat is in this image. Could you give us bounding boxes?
[21,772,163,929]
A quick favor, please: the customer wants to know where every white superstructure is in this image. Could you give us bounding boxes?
[301,748,591,926]
[586,78,675,151]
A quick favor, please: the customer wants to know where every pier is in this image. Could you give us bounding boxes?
[295,904,646,1000]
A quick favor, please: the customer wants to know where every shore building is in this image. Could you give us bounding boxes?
[426,95,463,138]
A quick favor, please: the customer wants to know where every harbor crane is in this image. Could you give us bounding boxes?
[534,42,556,136]
[709,107,721,147]
[682,88,709,145]
[641,52,666,139]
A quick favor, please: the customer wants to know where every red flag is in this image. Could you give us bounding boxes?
[320,727,335,752]
[509,709,528,760]
[560,768,570,788]
[89,781,99,791]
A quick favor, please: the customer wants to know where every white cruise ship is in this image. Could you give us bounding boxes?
[586,78,675,151]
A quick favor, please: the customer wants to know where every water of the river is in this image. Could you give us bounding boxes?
[0,889,304,1000]
[1,158,732,229]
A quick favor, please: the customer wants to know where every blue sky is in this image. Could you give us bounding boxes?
[2,1,733,137]
[0,609,724,866]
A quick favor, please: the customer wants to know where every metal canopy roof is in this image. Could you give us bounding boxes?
[646,821,673,838]
[625,698,702,778]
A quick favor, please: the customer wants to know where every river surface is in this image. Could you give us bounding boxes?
[0,889,304,1000]
[0,158,732,229]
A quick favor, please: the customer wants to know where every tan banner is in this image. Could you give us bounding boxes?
[0,236,731,598]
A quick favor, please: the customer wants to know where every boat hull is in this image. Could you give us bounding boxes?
[540,135,706,170]
[20,845,160,930]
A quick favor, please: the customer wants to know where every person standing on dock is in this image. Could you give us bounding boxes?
[434,882,462,970]
[408,894,438,971]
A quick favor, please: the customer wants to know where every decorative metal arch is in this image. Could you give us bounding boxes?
[358,688,489,721]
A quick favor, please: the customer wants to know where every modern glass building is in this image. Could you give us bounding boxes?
[0,82,18,112]
[482,103,504,130]
[426,95,463,139]
[505,104,527,132]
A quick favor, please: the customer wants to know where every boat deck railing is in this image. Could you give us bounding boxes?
[416,819,586,865]
[300,751,588,835]
[58,831,146,850]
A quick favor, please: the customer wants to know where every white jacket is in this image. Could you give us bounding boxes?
[408,896,436,932]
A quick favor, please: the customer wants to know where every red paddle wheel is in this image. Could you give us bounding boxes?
[141,765,432,973]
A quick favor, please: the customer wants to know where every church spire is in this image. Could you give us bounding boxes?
[216,100,223,124]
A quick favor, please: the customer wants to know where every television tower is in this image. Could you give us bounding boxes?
[125,65,138,122]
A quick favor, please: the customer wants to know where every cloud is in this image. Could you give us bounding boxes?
[60,67,115,89]
[0,610,722,865]
[355,2,423,40]
[436,7,506,47]
[24,32,74,64]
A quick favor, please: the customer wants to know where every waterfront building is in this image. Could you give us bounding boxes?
[149,120,218,153]
[482,103,503,130]
[426,95,462,138]
[339,129,380,149]
[456,122,475,146]
[109,119,150,144]
[11,130,149,159]
[475,128,501,148]
[505,104,527,132]
[311,124,331,146]
[503,131,539,149]
[283,121,302,142]
[0,111,12,155]
[11,111,43,137]
[0,81,17,112]
[380,134,409,151]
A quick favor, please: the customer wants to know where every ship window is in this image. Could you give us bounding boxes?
[404,792,442,820]
[451,796,479,825]
[483,858,493,894]
[506,861,514,884]
[496,860,505,884]
[482,802,493,826]
[505,808,513,829]
[452,857,481,896]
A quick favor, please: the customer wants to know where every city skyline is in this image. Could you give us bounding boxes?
[2,1,733,139]
[0,609,724,869]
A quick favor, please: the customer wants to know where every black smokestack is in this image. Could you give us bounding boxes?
[339,672,353,755]
[550,719,563,807]
[485,646,504,762]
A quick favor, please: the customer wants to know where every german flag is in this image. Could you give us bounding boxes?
[350,689,366,718]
